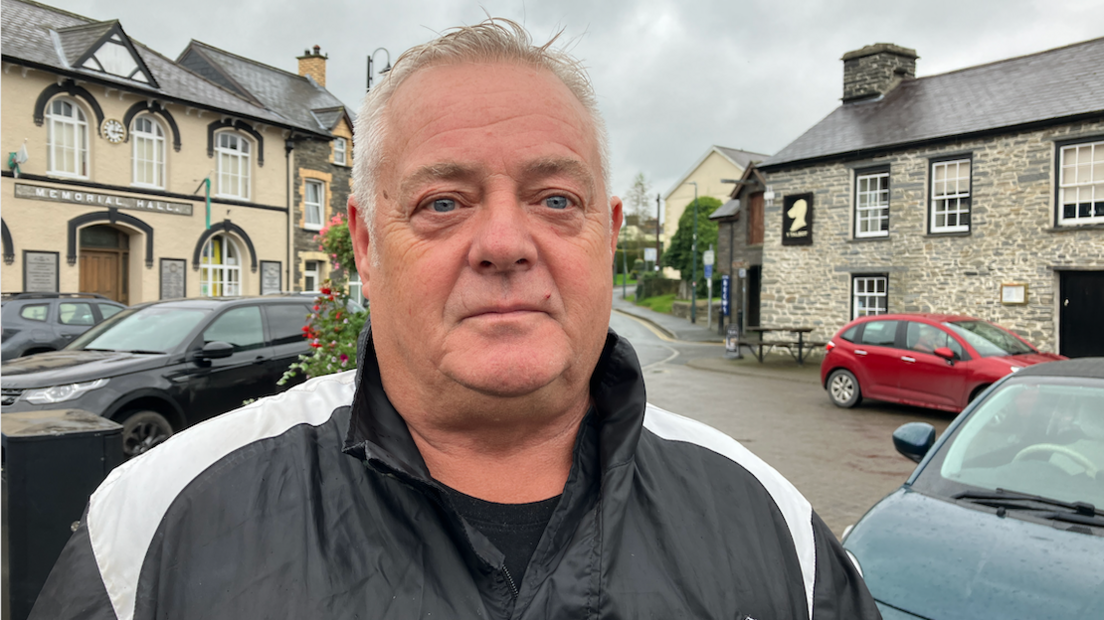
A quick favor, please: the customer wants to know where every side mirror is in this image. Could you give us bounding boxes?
[893,422,936,463]
[196,341,234,360]
[933,346,956,361]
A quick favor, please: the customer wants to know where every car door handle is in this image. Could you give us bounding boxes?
[901,356,916,363]
[252,355,266,365]
[854,349,868,356]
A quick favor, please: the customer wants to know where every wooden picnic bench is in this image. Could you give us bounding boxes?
[743,327,820,364]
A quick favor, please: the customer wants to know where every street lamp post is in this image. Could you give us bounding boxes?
[366,47,392,91]
[685,181,699,324]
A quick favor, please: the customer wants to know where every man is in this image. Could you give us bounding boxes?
[33,20,879,620]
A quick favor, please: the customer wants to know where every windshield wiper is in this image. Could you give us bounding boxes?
[954,489,1102,521]
[123,349,164,355]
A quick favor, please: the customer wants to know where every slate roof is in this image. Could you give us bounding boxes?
[0,0,320,134]
[716,146,769,170]
[709,199,741,219]
[178,41,352,136]
[761,37,1104,170]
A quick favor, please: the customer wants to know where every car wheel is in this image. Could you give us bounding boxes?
[828,369,862,408]
[120,410,173,458]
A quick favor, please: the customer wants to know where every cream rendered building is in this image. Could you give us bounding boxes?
[1,0,343,303]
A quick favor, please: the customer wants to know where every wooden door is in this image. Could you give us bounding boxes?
[1060,270,1104,357]
[80,249,127,304]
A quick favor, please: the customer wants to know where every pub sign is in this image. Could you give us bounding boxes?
[782,193,814,246]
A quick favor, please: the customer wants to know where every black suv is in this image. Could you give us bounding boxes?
[1,296,322,456]
[1,293,126,361]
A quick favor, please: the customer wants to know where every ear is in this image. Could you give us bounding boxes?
[347,194,371,300]
[608,195,624,256]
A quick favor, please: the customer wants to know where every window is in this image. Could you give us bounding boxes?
[854,169,889,238]
[20,304,49,322]
[46,98,89,177]
[905,322,964,358]
[333,137,347,166]
[1058,139,1104,225]
[132,115,165,188]
[59,302,95,326]
[215,132,251,199]
[265,304,312,346]
[930,158,971,233]
[303,260,320,292]
[203,306,264,352]
[97,303,123,320]
[852,275,887,319]
[200,234,242,297]
[859,320,898,347]
[304,180,324,230]
[348,272,366,307]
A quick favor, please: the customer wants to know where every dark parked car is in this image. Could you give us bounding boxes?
[821,313,1065,413]
[1,293,125,361]
[1,296,319,457]
[842,358,1104,619]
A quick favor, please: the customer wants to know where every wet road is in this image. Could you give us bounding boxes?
[610,311,954,537]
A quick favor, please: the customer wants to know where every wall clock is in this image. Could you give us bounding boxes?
[102,119,126,143]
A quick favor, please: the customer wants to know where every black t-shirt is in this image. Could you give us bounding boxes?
[444,487,561,589]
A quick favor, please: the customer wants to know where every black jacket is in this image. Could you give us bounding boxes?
[32,329,879,620]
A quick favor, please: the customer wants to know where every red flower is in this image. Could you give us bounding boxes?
[310,342,322,348]
[313,305,320,311]
[320,287,331,295]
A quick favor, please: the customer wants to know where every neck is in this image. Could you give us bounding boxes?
[404,395,589,503]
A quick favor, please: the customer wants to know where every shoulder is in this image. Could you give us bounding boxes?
[639,403,817,614]
[85,370,357,620]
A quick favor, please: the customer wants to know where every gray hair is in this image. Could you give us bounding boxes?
[352,18,611,235]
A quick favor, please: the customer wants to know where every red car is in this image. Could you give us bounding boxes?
[821,313,1065,412]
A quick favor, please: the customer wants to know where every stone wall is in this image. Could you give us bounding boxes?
[841,43,917,102]
[293,135,353,289]
[759,119,1104,352]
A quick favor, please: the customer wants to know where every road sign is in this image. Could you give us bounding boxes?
[703,250,715,266]
[704,264,712,279]
[643,247,657,262]
[738,268,747,278]
[721,275,730,316]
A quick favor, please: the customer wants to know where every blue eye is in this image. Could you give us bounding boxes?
[431,199,457,213]
[544,195,570,210]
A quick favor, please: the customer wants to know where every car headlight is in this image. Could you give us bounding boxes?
[23,379,109,404]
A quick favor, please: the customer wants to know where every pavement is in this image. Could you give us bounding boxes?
[611,293,823,386]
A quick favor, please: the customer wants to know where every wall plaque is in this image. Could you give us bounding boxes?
[23,250,59,292]
[15,183,192,216]
[260,260,282,295]
[782,193,814,246]
[160,258,186,299]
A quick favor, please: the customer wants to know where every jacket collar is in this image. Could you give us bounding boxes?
[342,320,647,485]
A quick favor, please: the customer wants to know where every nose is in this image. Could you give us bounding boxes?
[468,192,537,274]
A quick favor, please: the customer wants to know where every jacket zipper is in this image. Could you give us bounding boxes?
[502,564,519,620]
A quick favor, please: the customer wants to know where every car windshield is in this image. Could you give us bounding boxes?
[69,306,209,353]
[944,320,1035,357]
[918,377,1104,509]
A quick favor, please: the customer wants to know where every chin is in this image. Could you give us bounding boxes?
[441,335,574,399]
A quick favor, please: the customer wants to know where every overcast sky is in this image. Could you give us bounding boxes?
[44,0,1104,213]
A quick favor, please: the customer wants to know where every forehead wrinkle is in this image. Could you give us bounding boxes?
[400,162,483,201]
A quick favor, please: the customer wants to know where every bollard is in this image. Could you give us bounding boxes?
[2,409,123,620]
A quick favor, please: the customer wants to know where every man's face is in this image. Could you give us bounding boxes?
[350,61,622,412]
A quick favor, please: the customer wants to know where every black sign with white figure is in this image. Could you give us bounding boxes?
[782,193,814,246]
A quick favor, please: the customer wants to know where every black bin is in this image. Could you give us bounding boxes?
[2,409,123,620]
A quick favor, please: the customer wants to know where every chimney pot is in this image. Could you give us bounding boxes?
[313,45,321,55]
[298,46,328,87]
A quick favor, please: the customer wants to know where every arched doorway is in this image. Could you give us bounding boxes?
[79,225,130,304]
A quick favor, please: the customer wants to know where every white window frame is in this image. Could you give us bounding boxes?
[333,137,347,166]
[854,170,889,238]
[199,234,242,297]
[853,275,888,319]
[46,97,89,178]
[215,132,251,200]
[303,260,320,292]
[304,180,324,230]
[348,271,365,306]
[131,114,165,188]
[1058,139,1104,226]
[930,158,971,233]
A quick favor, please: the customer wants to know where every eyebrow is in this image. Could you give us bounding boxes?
[519,157,597,201]
[400,162,481,200]
[399,156,598,203]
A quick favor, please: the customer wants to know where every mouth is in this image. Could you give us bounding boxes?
[466,304,545,319]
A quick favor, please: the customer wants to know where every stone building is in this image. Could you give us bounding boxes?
[709,163,767,329]
[177,42,356,295]
[0,0,354,304]
[754,39,1104,357]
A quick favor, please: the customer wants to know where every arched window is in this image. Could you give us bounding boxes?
[132,115,165,188]
[200,234,241,297]
[46,97,89,177]
[215,132,251,199]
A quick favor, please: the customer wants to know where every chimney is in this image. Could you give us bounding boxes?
[297,44,328,87]
[841,43,917,102]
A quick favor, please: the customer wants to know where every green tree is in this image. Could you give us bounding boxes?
[661,196,721,296]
